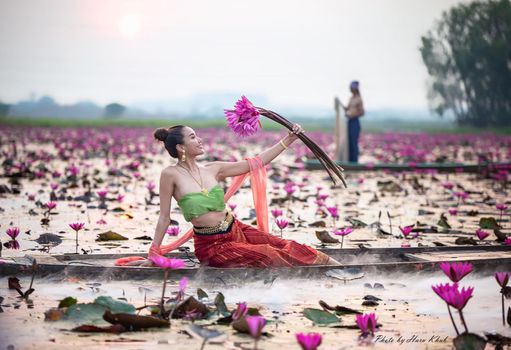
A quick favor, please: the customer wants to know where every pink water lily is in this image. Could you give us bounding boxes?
[6,227,20,240]
[399,225,414,238]
[149,255,186,270]
[275,218,289,230]
[232,302,248,321]
[443,182,454,190]
[326,206,339,219]
[497,203,508,221]
[146,181,156,192]
[116,194,125,202]
[166,226,180,236]
[432,282,472,333]
[224,96,261,137]
[439,262,473,282]
[333,227,353,236]
[356,313,377,336]
[296,332,322,350]
[448,208,458,216]
[45,201,57,210]
[97,190,108,199]
[246,315,266,340]
[69,222,85,231]
[284,182,296,196]
[495,272,509,288]
[475,228,490,240]
[229,203,237,211]
[176,276,188,301]
[271,208,283,218]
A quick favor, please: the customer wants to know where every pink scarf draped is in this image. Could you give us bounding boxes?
[115,156,268,266]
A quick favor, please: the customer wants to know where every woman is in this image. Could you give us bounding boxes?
[341,81,365,163]
[136,124,340,268]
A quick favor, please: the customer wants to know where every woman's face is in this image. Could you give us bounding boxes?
[181,126,204,156]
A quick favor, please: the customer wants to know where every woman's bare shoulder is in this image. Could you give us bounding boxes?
[161,165,179,178]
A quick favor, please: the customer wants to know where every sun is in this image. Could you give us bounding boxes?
[118,14,141,37]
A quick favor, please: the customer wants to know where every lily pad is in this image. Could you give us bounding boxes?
[96,231,128,241]
[302,308,340,325]
[347,217,367,228]
[94,296,136,314]
[453,332,486,350]
[58,296,77,308]
[318,300,360,315]
[479,217,502,230]
[309,220,326,228]
[103,310,169,330]
[315,230,339,244]
[34,233,62,245]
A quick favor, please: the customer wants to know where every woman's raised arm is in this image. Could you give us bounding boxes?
[209,124,304,181]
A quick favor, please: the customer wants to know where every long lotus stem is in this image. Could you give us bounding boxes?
[160,269,169,317]
[502,293,505,325]
[200,339,207,350]
[254,339,258,350]
[75,230,78,254]
[447,305,460,336]
[458,309,469,334]
[258,108,346,187]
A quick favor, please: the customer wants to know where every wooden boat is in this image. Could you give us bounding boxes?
[304,160,511,173]
[1,245,510,281]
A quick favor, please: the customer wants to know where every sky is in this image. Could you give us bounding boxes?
[0,0,466,112]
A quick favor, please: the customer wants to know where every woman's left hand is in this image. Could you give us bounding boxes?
[287,123,304,141]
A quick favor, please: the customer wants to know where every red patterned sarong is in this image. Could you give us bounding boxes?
[193,219,330,268]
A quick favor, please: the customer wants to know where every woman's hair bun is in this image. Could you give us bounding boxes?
[153,128,169,142]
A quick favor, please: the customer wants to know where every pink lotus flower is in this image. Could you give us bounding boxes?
[116,194,125,202]
[326,206,339,219]
[443,182,454,190]
[455,191,468,201]
[146,181,156,192]
[27,194,35,201]
[45,201,57,210]
[448,208,458,216]
[50,183,59,191]
[96,218,107,225]
[296,332,322,350]
[97,190,108,199]
[505,238,511,246]
[333,227,353,236]
[439,262,473,282]
[399,225,414,238]
[224,96,261,137]
[6,227,20,240]
[317,193,329,201]
[442,285,474,311]
[229,203,237,211]
[356,313,377,336]
[496,203,508,211]
[276,218,289,230]
[246,315,266,340]
[67,165,80,177]
[166,226,180,236]
[475,228,490,240]
[232,302,248,321]
[176,276,188,301]
[495,272,509,288]
[69,222,85,232]
[149,255,186,270]
[284,182,296,196]
[432,282,457,299]
[271,208,283,218]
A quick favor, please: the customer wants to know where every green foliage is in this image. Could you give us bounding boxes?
[420,0,511,127]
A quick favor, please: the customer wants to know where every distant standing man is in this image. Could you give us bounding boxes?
[341,81,365,163]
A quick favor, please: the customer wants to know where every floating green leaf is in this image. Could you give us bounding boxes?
[479,217,502,230]
[58,296,77,308]
[302,308,340,325]
[96,231,128,241]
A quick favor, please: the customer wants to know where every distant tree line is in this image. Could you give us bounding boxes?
[420,0,511,127]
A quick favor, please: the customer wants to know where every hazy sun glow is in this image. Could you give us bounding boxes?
[118,14,141,37]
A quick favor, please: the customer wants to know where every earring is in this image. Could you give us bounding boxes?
[181,151,186,162]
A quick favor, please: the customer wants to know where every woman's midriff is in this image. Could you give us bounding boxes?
[190,210,227,227]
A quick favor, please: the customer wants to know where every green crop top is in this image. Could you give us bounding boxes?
[177,185,226,222]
